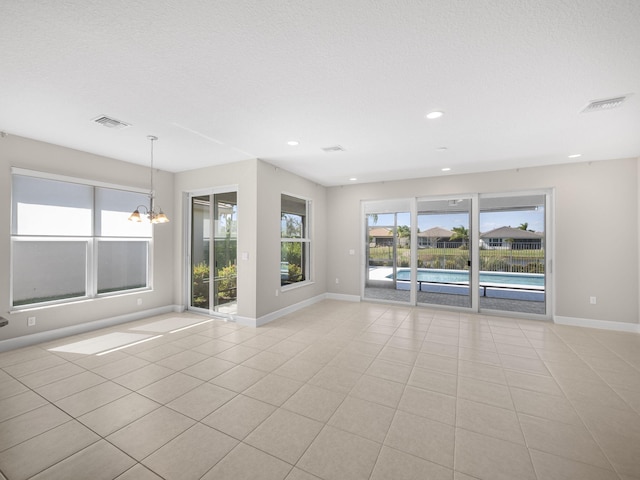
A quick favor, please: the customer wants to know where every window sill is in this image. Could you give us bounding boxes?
[280,281,315,293]
[10,288,152,313]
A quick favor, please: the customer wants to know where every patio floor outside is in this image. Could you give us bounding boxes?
[364,287,546,315]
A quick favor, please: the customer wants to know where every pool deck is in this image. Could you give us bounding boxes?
[364,286,546,315]
[368,267,545,304]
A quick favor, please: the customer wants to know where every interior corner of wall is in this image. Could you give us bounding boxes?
[234,315,258,327]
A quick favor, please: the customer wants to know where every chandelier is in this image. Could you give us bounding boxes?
[128,135,169,224]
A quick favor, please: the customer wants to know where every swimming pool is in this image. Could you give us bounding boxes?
[388,268,544,287]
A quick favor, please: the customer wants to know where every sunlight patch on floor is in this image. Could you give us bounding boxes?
[48,332,156,354]
[130,316,211,333]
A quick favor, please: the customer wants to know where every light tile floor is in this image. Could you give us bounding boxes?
[1,300,640,479]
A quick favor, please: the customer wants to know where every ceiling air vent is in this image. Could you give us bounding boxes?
[322,145,345,153]
[581,95,631,113]
[92,115,131,129]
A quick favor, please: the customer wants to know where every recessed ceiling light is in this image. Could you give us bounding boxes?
[441,167,451,172]
[568,154,582,158]
[349,177,358,181]
[436,147,448,152]
[426,111,444,119]
[287,140,299,146]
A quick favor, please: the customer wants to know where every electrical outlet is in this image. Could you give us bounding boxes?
[590,296,597,305]
[137,298,143,306]
[335,278,340,284]
[275,289,279,297]
[27,316,36,327]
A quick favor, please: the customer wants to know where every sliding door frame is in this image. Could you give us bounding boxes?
[413,194,477,311]
[477,189,553,320]
[184,185,239,318]
[361,189,553,320]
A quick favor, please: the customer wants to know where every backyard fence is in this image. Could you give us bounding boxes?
[368,242,544,274]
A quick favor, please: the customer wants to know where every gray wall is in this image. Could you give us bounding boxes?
[1,133,638,343]
[0,135,175,342]
[173,159,258,319]
[255,161,327,319]
[173,159,328,322]
[326,158,640,325]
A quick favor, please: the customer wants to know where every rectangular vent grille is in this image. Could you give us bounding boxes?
[581,95,630,113]
[92,115,131,129]
[322,145,345,153]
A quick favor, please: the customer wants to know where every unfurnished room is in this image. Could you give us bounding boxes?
[1,1,640,479]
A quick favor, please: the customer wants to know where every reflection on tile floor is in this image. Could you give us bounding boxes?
[1,300,640,479]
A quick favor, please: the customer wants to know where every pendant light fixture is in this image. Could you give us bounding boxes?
[128,135,170,224]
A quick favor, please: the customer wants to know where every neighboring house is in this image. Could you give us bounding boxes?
[369,227,394,246]
[480,226,544,249]
[417,227,454,247]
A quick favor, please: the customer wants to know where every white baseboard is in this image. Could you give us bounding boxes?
[236,293,350,328]
[0,305,181,353]
[325,293,361,302]
[255,295,325,326]
[234,315,257,327]
[554,316,640,333]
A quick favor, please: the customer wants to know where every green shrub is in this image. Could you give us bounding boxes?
[288,263,303,282]
[527,262,544,273]
[192,261,209,308]
[217,263,237,302]
[482,258,510,271]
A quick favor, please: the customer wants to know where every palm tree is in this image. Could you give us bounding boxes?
[450,225,469,248]
[396,225,411,248]
[518,222,529,231]
[397,225,411,238]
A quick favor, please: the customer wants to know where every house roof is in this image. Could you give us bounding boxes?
[369,227,393,237]
[480,226,543,239]
[1,1,638,186]
[418,227,454,238]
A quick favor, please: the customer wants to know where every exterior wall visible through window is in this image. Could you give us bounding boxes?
[11,172,152,308]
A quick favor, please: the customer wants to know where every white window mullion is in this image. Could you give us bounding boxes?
[281,193,312,287]
[88,238,96,298]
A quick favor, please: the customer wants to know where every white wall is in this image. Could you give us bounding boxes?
[255,161,328,319]
[0,135,175,342]
[173,159,258,320]
[2,134,637,344]
[326,158,640,326]
[174,159,328,323]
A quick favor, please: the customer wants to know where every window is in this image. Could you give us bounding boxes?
[11,172,152,308]
[281,194,310,286]
[94,188,151,294]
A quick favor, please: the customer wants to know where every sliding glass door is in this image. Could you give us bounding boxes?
[190,191,237,314]
[362,191,551,318]
[479,194,547,315]
[363,200,412,304]
[416,197,472,309]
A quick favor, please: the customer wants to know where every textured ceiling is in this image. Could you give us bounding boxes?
[1,0,639,186]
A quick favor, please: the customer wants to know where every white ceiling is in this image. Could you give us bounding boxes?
[1,1,639,186]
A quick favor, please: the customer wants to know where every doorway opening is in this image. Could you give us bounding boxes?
[189,191,238,315]
[362,190,551,318]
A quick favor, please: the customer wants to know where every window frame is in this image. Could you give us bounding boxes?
[280,192,312,290]
[10,168,153,310]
